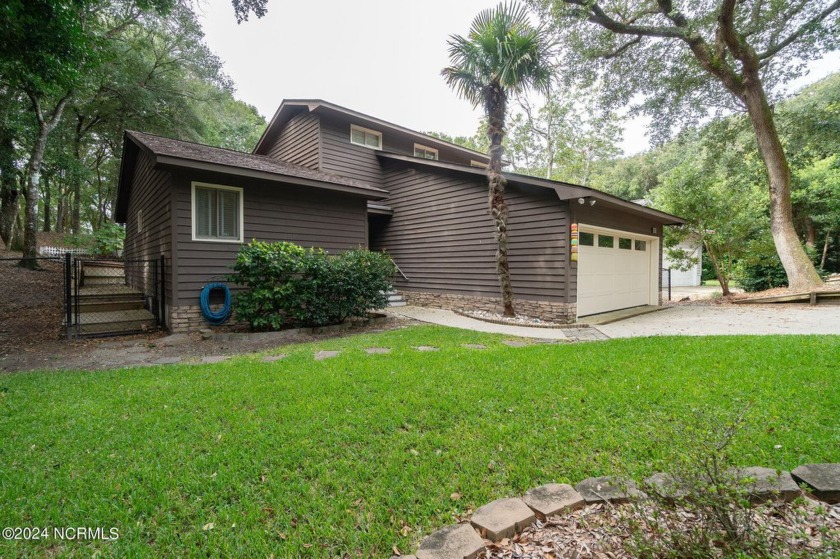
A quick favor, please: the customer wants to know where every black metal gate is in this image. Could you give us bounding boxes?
[64,254,165,338]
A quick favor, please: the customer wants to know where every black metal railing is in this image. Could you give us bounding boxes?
[64,253,165,338]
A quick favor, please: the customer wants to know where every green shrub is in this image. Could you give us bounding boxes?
[230,240,396,330]
[93,223,125,256]
[734,237,824,292]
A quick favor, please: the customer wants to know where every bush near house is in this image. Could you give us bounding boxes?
[230,240,395,329]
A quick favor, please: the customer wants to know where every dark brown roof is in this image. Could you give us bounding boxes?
[126,130,387,196]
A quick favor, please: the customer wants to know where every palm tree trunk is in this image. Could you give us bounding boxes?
[484,81,515,316]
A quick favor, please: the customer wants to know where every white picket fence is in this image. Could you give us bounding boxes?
[39,246,90,258]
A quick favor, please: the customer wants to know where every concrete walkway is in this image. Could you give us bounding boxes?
[392,306,576,340]
[598,304,840,338]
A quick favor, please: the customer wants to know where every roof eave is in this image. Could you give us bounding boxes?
[154,155,389,200]
[376,152,686,225]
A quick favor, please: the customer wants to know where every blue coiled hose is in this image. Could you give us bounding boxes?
[200,282,232,325]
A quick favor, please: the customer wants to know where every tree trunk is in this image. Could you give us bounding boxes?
[821,230,832,270]
[0,133,18,250]
[704,239,730,296]
[71,115,83,235]
[804,217,816,249]
[43,173,51,233]
[741,78,822,291]
[20,92,70,268]
[484,81,515,316]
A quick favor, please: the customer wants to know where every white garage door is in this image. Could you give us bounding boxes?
[577,226,656,317]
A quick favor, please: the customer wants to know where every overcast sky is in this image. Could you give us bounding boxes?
[197,0,838,155]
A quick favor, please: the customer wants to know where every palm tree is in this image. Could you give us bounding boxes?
[442,2,552,316]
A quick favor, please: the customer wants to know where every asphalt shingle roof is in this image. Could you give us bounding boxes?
[126,130,385,194]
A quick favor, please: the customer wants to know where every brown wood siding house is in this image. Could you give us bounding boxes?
[118,99,682,331]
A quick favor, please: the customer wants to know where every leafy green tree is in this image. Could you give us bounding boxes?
[531,0,839,290]
[442,2,553,316]
[506,90,624,184]
[0,0,174,264]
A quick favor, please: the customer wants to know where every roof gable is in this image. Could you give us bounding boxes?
[253,99,492,165]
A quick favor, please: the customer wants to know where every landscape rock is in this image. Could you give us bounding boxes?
[470,497,535,541]
[732,467,800,503]
[522,483,585,517]
[575,476,641,504]
[262,354,287,362]
[416,523,485,559]
[151,356,181,365]
[644,472,690,501]
[414,346,439,352]
[364,347,391,354]
[461,344,487,350]
[314,350,340,360]
[501,340,529,347]
[155,334,190,347]
[792,463,840,504]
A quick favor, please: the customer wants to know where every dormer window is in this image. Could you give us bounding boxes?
[413,144,438,160]
[350,125,382,149]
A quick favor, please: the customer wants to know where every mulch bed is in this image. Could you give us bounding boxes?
[480,499,839,558]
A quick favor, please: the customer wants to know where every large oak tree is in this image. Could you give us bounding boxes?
[531,0,839,290]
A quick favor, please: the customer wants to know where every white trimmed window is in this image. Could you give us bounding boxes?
[192,182,243,243]
[413,144,438,160]
[350,125,382,149]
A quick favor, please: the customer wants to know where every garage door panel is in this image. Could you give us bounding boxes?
[577,226,654,317]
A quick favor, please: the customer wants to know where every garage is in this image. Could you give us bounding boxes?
[576,225,659,317]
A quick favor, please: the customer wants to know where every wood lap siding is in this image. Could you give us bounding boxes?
[263,112,320,169]
[171,171,367,306]
[122,150,173,306]
[319,118,384,186]
[371,164,569,301]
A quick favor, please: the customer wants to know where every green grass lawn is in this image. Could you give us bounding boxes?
[1,326,838,557]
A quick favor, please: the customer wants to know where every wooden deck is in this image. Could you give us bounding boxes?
[733,290,840,306]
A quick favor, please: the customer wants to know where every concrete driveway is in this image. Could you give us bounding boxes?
[598,304,840,338]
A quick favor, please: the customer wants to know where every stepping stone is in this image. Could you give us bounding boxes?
[792,463,840,504]
[461,343,487,350]
[391,556,417,559]
[416,523,484,559]
[502,340,529,347]
[522,483,585,517]
[470,497,535,541]
[364,347,391,354]
[314,350,340,361]
[575,476,641,504]
[414,346,438,352]
[152,357,181,365]
[732,467,800,503]
[262,354,287,362]
[201,355,229,364]
[644,472,690,501]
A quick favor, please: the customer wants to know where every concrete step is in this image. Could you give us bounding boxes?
[77,285,142,298]
[83,267,125,278]
[76,300,146,313]
[388,300,407,307]
[67,309,157,335]
[83,276,126,286]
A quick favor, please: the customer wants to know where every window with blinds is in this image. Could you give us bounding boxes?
[193,183,242,242]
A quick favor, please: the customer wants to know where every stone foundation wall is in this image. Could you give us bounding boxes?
[169,305,207,333]
[401,291,577,324]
